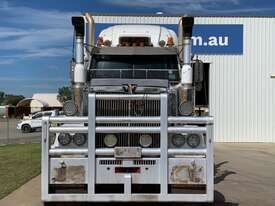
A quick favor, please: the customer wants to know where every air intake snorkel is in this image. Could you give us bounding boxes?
[176,16,195,116]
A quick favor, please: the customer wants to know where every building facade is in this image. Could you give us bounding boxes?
[194,17,275,142]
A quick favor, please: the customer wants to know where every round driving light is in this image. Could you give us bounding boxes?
[187,134,201,148]
[159,40,166,47]
[63,100,77,116]
[139,134,153,147]
[73,133,87,146]
[103,40,112,47]
[179,101,193,116]
[172,134,186,147]
[104,134,117,147]
[58,133,72,146]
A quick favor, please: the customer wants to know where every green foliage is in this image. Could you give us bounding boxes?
[1,95,25,106]
[0,91,24,106]
[0,91,5,105]
[0,144,41,199]
[57,86,72,103]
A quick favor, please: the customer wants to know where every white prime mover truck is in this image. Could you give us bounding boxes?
[42,13,214,204]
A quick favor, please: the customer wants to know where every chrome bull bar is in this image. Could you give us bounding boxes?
[42,93,214,202]
[49,148,207,156]
[49,126,207,133]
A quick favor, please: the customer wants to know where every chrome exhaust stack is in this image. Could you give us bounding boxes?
[84,13,95,54]
[177,17,195,116]
[71,16,86,115]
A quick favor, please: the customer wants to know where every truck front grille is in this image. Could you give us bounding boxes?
[95,96,160,148]
[96,133,160,148]
[96,98,160,116]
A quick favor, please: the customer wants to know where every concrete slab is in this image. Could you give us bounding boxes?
[214,143,275,206]
[0,175,41,206]
[0,143,274,206]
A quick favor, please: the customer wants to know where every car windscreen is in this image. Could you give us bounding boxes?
[32,113,42,119]
[90,55,179,81]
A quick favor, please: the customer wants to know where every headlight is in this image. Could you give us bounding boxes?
[139,134,152,147]
[187,134,201,148]
[104,134,117,147]
[73,133,87,146]
[172,134,186,147]
[58,133,72,146]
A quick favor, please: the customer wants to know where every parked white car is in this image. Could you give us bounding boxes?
[17,110,59,133]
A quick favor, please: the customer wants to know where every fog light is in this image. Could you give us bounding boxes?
[187,134,201,148]
[58,133,72,146]
[73,133,87,146]
[139,134,152,147]
[104,134,117,147]
[172,134,186,147]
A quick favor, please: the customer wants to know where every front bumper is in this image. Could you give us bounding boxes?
[41,93,214,202]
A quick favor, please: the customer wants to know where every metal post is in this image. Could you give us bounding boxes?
[41,117,50,201]
[160,93,168,194]
[206,123,214,201]
[6,117,9,144]
[88,93,96,194]
[124,174,132,196]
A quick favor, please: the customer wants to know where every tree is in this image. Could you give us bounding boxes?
[0,91,5,105]
[57,86,72,103]
[2,94,24,106]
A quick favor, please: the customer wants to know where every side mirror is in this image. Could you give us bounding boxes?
[193,59,204,83]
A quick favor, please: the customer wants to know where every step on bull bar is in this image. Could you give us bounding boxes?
[42,93,214,202]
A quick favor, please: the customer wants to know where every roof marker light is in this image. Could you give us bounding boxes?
[167,36,174,47]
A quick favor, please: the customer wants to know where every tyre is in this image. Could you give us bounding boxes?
[21,124,32,133]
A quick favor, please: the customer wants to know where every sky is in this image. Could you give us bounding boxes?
[1,0,275,97]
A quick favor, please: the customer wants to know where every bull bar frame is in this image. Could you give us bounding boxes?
[42,93,214,202]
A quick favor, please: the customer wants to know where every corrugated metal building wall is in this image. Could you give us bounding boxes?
[196,17,275,142]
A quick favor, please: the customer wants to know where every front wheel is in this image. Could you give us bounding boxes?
[21,124,32,133]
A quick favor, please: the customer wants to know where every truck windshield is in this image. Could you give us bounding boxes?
[90,55,179,81]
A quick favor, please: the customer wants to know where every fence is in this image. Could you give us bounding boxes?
[0,117,41,145]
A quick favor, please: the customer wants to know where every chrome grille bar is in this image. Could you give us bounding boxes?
[96,94,161,100]
[48,148,207,156]
[49,116,213,124]
[49,126,207,133]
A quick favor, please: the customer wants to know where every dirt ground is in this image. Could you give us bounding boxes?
[0,143,274,206]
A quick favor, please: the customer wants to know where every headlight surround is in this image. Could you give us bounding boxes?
[73,133,87,146]
[139,134,153,147]
[171,134,186,147]
[186,133,201,148]
[58,133,72,146]
[104,134,117,147]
